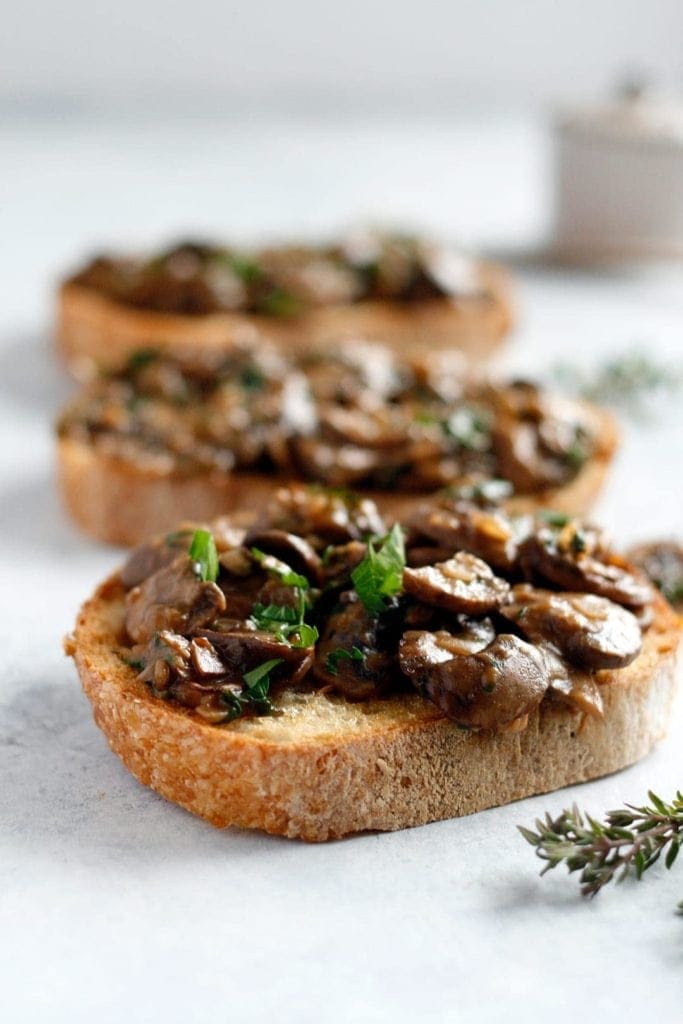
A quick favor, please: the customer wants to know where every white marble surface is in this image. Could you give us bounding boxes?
[1,117,682,1024]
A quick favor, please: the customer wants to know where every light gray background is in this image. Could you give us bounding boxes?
[3,0,682,118]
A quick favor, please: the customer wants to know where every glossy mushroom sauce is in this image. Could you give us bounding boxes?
[58,342,601,495]
[118,486,655,734]
[67,234,491,316]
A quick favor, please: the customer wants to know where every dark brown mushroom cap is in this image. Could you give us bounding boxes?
[398,631,549,731]
[520,530,653,608]
[403,551,510,615]
[501,585,643,670]
[125,556,227,643]
[408,502,520,571]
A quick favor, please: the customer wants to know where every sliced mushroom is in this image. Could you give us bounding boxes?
[403,551,510,615]
[399,631,549,731]
[257,485,386,546]
[501,585,642,670]
[244,528,323,585]
[313,596,395,700]
[520,531,652,608]
[409,502,520,571]
[121,529,195,588]
[125,556,226,643]
[195,628,313,685]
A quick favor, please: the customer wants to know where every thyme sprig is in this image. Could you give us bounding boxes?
[552,352,682,420]
[519,791,683,906]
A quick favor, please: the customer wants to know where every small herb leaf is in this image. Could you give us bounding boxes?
[351,523,406,615]
[189,529,219,582]
[325,645,365,676]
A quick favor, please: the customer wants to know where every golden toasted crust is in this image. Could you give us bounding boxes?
[56,402,619,547]
[70,576,681,841]
[57,264,513,378]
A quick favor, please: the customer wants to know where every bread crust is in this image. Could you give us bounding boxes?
[70,575,681,841]
[56,404,619,547]
[57,265,513,377]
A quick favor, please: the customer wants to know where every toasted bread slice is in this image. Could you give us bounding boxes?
[57,263,512,378]
[56,399,618,547]
[69,575,680,841]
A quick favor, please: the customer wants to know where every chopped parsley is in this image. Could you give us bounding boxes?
[351,523,406,615]
[240,365,266,391]
[325,646,365,676]
[571,529,588,554]
[126,348,159,372]
[539,511,571,528]
[565,439,588,470]
[250,602,318,649]
[189,529,219,582]
[251,548,309,589]
[257,287,302,318]
[220,658,284,720]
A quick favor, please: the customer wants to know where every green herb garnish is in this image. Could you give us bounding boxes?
[220,657,284,721]
[325,646,365,675]
[127,348,159,372]
[243,657,283,692]
[565,440,587,470]
[571,529,588,554]
[189,529,219,582]
[251,548,309,589]
[258,287,302,318]
[351,523,406,615]
[240,365,266,391]
[519,790,683,909]
[250,602,318,648]
[539,511,571,528]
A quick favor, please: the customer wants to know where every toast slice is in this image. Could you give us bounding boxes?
[69,575,680,841]
[57,264,512,378]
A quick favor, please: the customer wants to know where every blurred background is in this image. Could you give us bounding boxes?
[1,0,682,534]
[3,1,682,273]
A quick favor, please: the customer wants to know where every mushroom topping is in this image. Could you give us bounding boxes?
[313,596,395,700]
[399,631,549,731]
[125,556,226,643]
[520,529,652,608]
[403,551,510,615]
[501,585,642,670]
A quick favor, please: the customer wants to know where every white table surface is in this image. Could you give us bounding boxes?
[1,116,682,1024]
